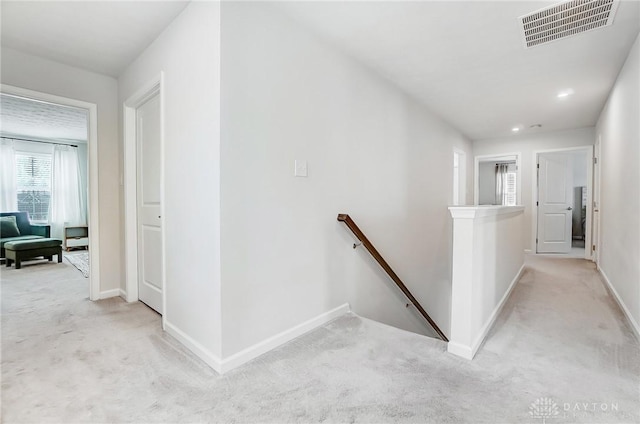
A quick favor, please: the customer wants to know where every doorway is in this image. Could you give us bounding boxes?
[123,75,165,318]
[474,153,522,205]
[535,147,593,259]
[0,84,100,300]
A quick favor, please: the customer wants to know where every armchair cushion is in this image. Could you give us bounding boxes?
[1,236,43,250]
[1,216,21,237]
[4,238,62,251]
[1,212,34,235]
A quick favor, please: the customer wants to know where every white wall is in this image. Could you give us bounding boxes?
[596,34,640,334]
[118,2,222,361]
[1,48,120,291]
[448,206,524,359]
[220,3,473,357]
[473,127,594,251]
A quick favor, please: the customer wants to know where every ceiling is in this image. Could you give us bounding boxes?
[0,1,189,77]
[277,1,640,140]
[1,1,638,140]
[0,94,88,142]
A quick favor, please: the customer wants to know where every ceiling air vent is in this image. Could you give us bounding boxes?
[519,0,619,48]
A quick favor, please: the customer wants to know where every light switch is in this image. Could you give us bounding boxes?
[294,159,308,177]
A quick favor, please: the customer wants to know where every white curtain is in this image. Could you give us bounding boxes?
[0,139,17,211]
[495,163,509,206]
[50,145,86,240]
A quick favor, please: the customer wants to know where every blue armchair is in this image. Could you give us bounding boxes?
[0,211,51,258]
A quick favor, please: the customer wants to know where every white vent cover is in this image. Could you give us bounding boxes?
[519,0,619,48]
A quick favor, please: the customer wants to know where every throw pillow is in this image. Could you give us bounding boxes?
[0,216,21,238]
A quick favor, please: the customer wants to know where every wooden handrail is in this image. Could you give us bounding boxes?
[337,214,449,342]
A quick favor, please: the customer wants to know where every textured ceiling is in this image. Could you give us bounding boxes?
[277,1,640,140]
[0,1,189,77]
[0,94,88,142]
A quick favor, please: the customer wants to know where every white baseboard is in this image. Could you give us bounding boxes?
[447,341,473,359]
[163,303,351,375]
[164,320,223,374]
[219,303,351,374]
[98,288,121,299]
[599,268,640,340]
[448,263,525,360]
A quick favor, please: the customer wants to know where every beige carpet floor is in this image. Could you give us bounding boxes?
[1,255,639,423]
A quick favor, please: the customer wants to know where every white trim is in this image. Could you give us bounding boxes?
[593,135,602,265]
[473,152,522,206]
[123,102,138,303]
[0,84,101,301]
[165,320,223,373]
[99,289,121,300]
[447,264,525,359]
[220,303,351,373]
[166,304,351,375]
[452,147,467,206]
[122,74,166,327]
[448,205,524,219]
[532,145,593,259]
[447,341,473,360]
[599,268,640,340]
[159,83,167,328]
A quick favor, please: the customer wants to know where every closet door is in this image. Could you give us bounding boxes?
[136,92,163,313]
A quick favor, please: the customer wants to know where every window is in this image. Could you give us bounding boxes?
[16,153,52,222]
[505,170,517,206]
[495,162,517,206]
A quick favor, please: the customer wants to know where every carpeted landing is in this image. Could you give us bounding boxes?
[1,256,639,423]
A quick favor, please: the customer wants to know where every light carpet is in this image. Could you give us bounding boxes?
[64,251,89,278]
[1,256,639,423]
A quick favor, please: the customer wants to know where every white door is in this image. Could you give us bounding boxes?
[537,152,573,253]
[136,93,163,313]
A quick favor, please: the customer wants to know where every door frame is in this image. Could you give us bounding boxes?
[532,145,593,259]
[474,152,522,205]
[453,147,467,205]
[123,73,166,323]
[1,84,101,300]
[593,135,602,268]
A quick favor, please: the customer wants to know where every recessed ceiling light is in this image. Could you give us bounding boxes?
[557,89,574,99]
[512,127,520,132]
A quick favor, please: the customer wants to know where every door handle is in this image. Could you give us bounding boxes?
[567,207,572,210]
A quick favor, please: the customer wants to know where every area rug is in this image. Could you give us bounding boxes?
[64,251,89,278]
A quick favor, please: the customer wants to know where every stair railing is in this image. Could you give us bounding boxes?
[337,213,448,342]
